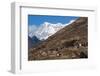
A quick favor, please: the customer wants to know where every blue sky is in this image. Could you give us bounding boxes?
[28,15,79,26]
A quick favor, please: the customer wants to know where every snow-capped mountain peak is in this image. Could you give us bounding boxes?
[29,20,76,40]
[43,22,50,26]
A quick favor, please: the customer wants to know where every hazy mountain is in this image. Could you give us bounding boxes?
[28,36,33,49]
[31,36,40,44]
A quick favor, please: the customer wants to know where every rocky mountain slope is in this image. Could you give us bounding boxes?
[28,17,88,60]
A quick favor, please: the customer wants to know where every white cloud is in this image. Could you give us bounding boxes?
[28,25,38,37]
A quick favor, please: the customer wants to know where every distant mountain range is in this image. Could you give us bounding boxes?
[28,17,88,60]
